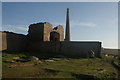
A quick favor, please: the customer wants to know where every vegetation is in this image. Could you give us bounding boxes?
[113,59,120,67]
[2,51,118,80]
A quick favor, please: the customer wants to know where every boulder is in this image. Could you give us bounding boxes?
[29,56,39,61]
[52,58,61,61]
[45,59,55,62]
[38,60,42,64]
[13,57,20,60]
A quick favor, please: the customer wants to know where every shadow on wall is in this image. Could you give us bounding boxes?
[28,41,101,58]
[1,31,101,58]
[1,32,27,52]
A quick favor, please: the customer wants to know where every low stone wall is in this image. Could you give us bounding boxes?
[0,32,7,51]
[1,32,27,52]
[61,41,101,57]
[1,31,101,57]
[28,41,101,57]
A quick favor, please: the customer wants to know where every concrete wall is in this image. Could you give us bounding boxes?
[28,41,101,57]
[0,32,27,52]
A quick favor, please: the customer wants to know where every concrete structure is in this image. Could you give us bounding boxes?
[0,8,102,57]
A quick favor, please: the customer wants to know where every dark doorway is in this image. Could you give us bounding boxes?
[50,32,60,41]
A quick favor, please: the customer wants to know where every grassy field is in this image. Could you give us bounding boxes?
[114,59,120,67]
[2,52,118,80]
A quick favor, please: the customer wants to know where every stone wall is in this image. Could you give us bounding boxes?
[61,42,101,57]
[1,22,101,57]
[28,41,101,57]
[53,25,64,41]
[0,32,1,50]
[0,31,101,57]
[0,32,27,51]
[27,22,64,42]
[0,32,7,51]
[28,23,44,42]
[44,23,53,41]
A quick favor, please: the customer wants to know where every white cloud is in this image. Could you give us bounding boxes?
[52,22,65,27]
[2,22,96,33]
[52,21,97,28]
[2,25,28,34]
[71,21,97,27]
[16,26,28,31]
[78,22,96,27]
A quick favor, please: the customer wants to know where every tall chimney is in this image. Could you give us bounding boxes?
[65,8,70,41]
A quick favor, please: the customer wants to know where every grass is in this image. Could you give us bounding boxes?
[2,52,118,79]
[114,59,120,67]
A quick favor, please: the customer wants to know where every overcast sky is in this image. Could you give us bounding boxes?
[2,2,118,49]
